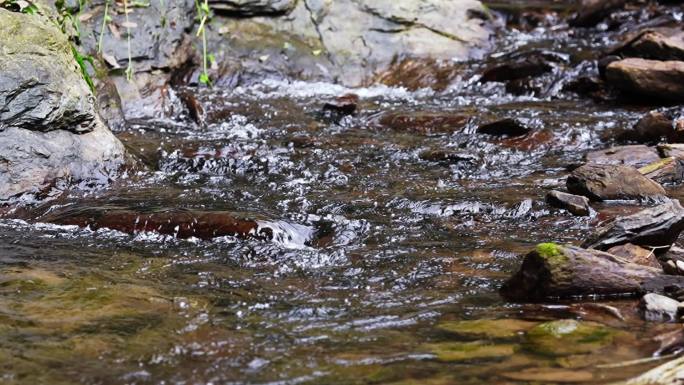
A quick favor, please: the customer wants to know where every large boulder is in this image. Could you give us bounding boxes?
[0,8,125,201]
[202,0,491,87]
[605,58,684,102]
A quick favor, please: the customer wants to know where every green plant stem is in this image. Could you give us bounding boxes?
[124,0,133,81]
[97,0,109,53]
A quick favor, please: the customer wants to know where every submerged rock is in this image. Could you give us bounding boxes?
[606,58,684,102]
[481,51,557,83]
[545,190,592,217]
[582,199,684,252]
[0,8,125,201]
[376,112,469,134]
[566,163,666,201]
[584,145,661,168]
[640,293,682,323]
[523,319,615,356]
[423,341,516,362]
[436,319,537,339]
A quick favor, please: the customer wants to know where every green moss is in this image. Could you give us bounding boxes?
[436,319,537,339]
[423,341,516,362]
[535,242,569,267]
[524,320,615,357]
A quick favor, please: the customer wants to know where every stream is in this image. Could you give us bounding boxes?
[2,2,684,384]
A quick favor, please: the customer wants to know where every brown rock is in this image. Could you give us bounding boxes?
[570,0,627,27]
[612,29,684,61]
[625,110,681,143]
[607,243,662,269]
[546,190,593,217]
[606,58,684,102]
[567,163,666,201]
[639,157,684,185]
[584,145,660,168]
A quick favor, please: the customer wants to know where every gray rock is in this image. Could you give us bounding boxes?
[606,58,684,103]
[639,293,682,323]
[582,199,684,252]
[546,190,592,217]
[78,0,196,122]
[0,8,126,201]
[80,0,195,73]
[205,0,491,87]
[567,163,666,201]
[0,9,98,134]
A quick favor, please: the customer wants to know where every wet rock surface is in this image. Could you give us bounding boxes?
[0,7,125,201]
[546,190,592,217]
[566,163,666,201]
[582,200,684,252]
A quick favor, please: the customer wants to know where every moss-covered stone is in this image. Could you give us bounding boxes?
[524,320,615,356]
[436,319,537,339]
[423,341,517,362]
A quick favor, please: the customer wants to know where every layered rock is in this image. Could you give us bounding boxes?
[605,58,684,102]
[201,0,491,87]
[0,8,126,201]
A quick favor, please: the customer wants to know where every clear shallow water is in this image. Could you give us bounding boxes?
[3,3,684,384]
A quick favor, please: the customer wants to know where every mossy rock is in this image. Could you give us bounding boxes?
[423,341,516,362]
[524,319,615,356]
[436,319,538,340]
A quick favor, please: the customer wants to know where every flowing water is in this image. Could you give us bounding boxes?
[3,3,684,384]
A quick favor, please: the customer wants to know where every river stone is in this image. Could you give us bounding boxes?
[0,8,126,201]
[570,0,627,27]
[500,243,663,301]
[545,190,592,217]
[566,163,666,201]
[206,0,491,87]
[584,145,661,168]
[606,243,662,269]
[436,319,537,339]
[659,143,684,159]
[605,58,684,102]
[582,199,684,252]
[209,0,297,15]
[612,29,684,62]
[523,319,615,356]
[624,109,684,143]
[639,293,682,323]
[639,157,684,185]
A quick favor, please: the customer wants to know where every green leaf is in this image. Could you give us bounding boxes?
[199,73,210,85]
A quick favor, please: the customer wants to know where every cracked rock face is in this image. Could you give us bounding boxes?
[207,0,491,87]
[0,8,126,201]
